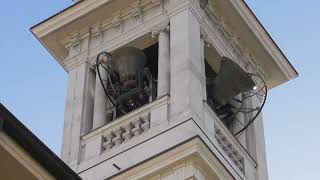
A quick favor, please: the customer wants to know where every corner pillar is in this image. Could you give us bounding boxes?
[61,62,94,168]
[169,9,204,122]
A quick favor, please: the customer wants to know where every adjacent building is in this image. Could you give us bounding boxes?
[0,103,81,180]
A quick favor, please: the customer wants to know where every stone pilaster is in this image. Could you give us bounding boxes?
[61,62,93,169]
[200,37,207,101]
[169,9,204,123]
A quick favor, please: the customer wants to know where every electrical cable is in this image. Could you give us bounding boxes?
[234,74,268,136]
[96,52,126,115]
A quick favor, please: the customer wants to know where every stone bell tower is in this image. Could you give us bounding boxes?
[32,0,297,179]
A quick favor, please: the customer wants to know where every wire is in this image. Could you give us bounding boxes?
[234,74,268,136]
[96,52,126,115]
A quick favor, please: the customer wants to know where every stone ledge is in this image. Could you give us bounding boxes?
[203,102,257,173]
[81,95,169,141]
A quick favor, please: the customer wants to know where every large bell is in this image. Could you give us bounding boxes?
[208,57,255,106]
[111,47,147,85]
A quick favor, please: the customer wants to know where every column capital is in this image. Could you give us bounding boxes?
[200,28,211,47]
[151,20,170,38]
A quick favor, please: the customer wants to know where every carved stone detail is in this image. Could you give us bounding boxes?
[151,19,169,38]
[65,33,81,58]
[131,0,143,23]
[200,28,211,47]
[101,133,114,151]
[113,128,124,146]
[151,0,165,12]
[90,23,103,44]
[122,123,134,141]
[140,114,150,132]
[215,126,245,173]
[112,11,123,32]
[101,113,151,153]
[202,6,270,81]
[132,118,142,136]
[199,0,208,10]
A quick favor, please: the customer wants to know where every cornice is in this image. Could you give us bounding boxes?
[189,0,257,74]
[31,0,112,38]
[49,0,170,71]
[230,0,298,80]
[109,137,233,180]
[32,0,297,87]
[188,0,297,87]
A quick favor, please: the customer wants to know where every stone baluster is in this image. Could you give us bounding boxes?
[102,132,115,151]
[123,123,134,141]
[141,115,151,132]
[132,118,142,136]
[113,128,124,146]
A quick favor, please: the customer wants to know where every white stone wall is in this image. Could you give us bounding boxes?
[57,0,269,179]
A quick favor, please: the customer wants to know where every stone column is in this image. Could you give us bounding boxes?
[157,28,170,97]
[150,22,170,128]
[200,37,207,101]
[92,65,109,129]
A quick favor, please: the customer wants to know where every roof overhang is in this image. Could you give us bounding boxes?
[31,0,298,89]
[213,0,297,88]
[0,103,82,180]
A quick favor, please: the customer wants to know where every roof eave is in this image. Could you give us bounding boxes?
[240,0,298,80]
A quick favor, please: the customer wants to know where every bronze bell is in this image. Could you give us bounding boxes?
[105,46,151,113]
[208,56,255,106]
[110,47,147,87]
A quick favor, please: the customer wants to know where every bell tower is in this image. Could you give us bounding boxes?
[31,0,297,179]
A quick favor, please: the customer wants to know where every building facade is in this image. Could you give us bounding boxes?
[32,0,297,179]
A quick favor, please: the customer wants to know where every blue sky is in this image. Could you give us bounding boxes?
[0,1,318,179]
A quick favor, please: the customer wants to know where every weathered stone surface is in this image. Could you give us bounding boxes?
[32,0,298,179]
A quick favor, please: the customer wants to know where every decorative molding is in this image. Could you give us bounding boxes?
[90,23,103,44]
[69,33,81,48]
[33,0,296,83]
[112,11,123,32]
[151,0,165,12]
[131,0,143,23]
[150,18,169,38]
[64,33,81,58]
[215,126,245,174]
[81,95,168,141]
[62,0,172,71]
[229,0,297,80]
[37,0,170,71]
[101,113,150,152]
[200,28,211,47]
[109,138,234,180]
[199,0,208,10]
[203,102,257,172]
[194,0,269,80]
